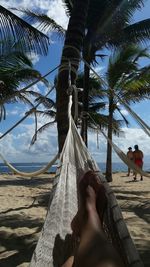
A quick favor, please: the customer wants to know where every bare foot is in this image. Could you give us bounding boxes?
[71,171,107,238]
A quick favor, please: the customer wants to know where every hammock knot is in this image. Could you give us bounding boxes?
[81,111,89,119]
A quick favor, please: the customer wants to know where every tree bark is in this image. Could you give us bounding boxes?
[56,0,90,152]
[81,60,90,146]
[106,91,113,182]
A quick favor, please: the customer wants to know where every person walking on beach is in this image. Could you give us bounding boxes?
[127,147,133,176]
[133,145,144,181]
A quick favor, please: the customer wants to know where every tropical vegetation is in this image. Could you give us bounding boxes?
[104,45,150,181]
[17,0,150,149]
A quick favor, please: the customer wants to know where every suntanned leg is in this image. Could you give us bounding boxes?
[62,171,122,267]
[62,184,107,267]
[74,186,122,267]
[61,256,74,267]
[71,171,107,238]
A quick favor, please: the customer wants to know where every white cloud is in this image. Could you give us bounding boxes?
[26,52,40,65]
[47,0,69,29]
[1,0,52,11]
[0,120,57,163]
[90,65,105,75]
[120,109,129,116]
[1,0,68,30]
[88,127,150,163]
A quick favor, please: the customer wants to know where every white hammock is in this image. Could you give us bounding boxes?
[0,153,59,177]
[30,97,143,267]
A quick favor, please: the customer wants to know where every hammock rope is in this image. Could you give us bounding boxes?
[0,85,55,140]
[0,152,59,177]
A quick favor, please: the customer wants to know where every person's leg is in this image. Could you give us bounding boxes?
[140,164,143,181]
[71,170,107,238]
[73,185,122,267]
[61,256,74,267]
[127,167,130,176]
[62,171,122,267]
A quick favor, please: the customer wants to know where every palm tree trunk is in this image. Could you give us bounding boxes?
[106,93,113,182]
[81,60,90,146]
[56,0,90,152]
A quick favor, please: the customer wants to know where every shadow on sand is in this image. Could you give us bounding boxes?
[0,177,52,188]
[0,191,50,267]
[0,214,43,267]
[112,185,150,267]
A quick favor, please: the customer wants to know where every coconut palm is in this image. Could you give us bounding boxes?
[18,0,150,151]
[82,0,150,145]
[0,43,49,120]
[104,45,150,181]
[30,72,123,148]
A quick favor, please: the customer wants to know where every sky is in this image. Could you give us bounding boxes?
[0,0,150,164]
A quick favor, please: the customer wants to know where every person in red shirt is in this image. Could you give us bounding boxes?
[133,145,144,181]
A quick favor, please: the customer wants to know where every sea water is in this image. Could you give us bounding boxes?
[0,162,149,174]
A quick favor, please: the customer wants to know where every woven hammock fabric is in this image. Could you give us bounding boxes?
[30,117,93,267]
[30,115,143,267]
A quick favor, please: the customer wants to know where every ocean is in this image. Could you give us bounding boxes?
[0,162,149,174]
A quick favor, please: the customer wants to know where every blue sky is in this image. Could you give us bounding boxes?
[1,0,150,164]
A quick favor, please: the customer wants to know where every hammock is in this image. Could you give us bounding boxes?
[0,152,59,177]
[29,96,143,267]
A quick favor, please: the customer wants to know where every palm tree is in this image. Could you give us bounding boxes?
[104,45,150,181]
[0,43,49,120]
[30,72,122,149]
[82,0,150,145]
[18,0,150,151]
[56,0,90,151]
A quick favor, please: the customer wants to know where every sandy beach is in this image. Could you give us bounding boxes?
[0,172,149,267]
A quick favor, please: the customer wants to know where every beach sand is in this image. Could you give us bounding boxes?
[0,172,149,267]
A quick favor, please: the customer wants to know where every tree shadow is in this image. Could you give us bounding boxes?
[112,189,150,224]
[0,177,52,188]
[0,213,44,267]
[0,191,50,215]
[53,234,74,267]
[139,248,150,267]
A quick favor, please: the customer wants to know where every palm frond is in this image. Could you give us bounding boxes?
[107,45,149,88]
[15,94,34,107]
[34,95,55,109]
[62,0,74,17]
[12,8,65,37]
[30,120,56,145]
[89,102,106,112]
[0,5,49,55]
[35,110,56,118]
[116,106,129,126]
[124,19,150,44]
[0,49,33,67]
